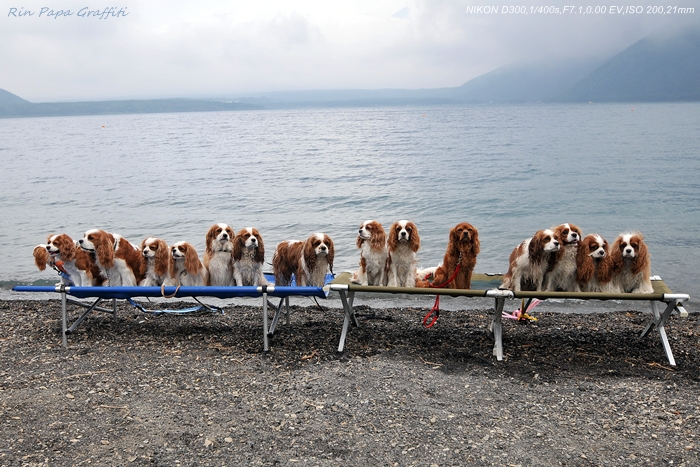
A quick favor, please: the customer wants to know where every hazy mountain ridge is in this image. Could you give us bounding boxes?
[2,27,698,118]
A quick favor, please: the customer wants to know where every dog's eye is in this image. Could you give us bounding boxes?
[589,244,598,252]
[562,229,569,235]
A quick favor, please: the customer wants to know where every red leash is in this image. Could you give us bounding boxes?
[422,261,461,328]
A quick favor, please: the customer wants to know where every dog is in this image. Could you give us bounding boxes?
[598,232,653,293]
[423,222,480,289]
[385,220,420,287]
[354,220,387,286]
[544,223,582,292]
[575,234,610,292]
[140,237,171,286]
[78,230,144,286]
[168,241,208,287]
[273,233,334,287]
[33,234,101,286]
[232,227,267,286]
[501,229,561,291]
[203,223,235,286]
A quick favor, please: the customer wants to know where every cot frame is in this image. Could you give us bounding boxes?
[12,282,330,351]
[328,273,690,366]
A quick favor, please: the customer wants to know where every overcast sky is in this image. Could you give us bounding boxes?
[1,0,697,101]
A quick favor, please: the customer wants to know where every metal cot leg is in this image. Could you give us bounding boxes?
[263,291,269,352]
[640,300,676,366]
[337,290,355,352]
[62,291,68,349]
[491,297,505,361]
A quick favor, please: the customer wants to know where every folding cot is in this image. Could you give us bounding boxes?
[12,274,333,351]
[328,272,690,366]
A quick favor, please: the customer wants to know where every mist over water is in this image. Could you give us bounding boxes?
[1,103,698,307]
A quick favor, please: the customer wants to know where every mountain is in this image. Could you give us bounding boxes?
[558,28,700,102]
[0,91,261,118]
[0,88,31,106]
[454,58,603,102]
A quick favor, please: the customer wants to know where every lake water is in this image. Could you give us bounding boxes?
[1,103,698,310]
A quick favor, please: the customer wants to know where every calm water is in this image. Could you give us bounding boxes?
[1,103,698,308]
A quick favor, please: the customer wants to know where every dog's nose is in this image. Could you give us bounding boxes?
[78,239,84,244]
[358,229,363,235]
[222,234,228,240]
[554,241,560,247]
[251,238,257,244]
[320,245,327,251]
[45,245,51,251]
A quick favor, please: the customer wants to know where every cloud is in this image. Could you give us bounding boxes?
[0,0,694,101]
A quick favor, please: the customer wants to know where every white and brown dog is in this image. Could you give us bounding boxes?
[598,232,653,293]
[232,227,267,286]
[501,229,561,292]
[203,223,235,286]
[78,230,144,286]
[544,223,582,292]
[140,237,171,286]
[385,220,420,288]
[34,233,101,286]
[273,233,334,287]
[168,241,208,287]
[354,220,387,286]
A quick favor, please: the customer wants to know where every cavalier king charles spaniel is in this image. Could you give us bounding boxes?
[597,232,653,294]
[34,233,102,286]
[167,241,208,287]
[575,234,611,292]
[385,220,421,288]
[501,229,561,291]
[78,230,145,286]
[203,223,235,286]
[422,222,480,289]
[273,233,334,287]
[544,223,582,292]
[354,220,387,286]
[232,227,268,286]
[140,237,171,286]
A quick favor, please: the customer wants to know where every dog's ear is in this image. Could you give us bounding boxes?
[326,236,335,274]
[205,226,216,255]
[576,242,595,286]
[169,247,178,279]
[155,241,170,277]
[184,244,201,275]
[254,233,265,264]
[528,232,544,263]
[232,234,243,262]
[409,223,420,253]
[34,245,49,270]
[387,224,398,252]
[370,224,386,251]
[96,232,115,269]
[631,236,649,276]
[303,238,316,272]
[58,235,76,261]
[470,227,480,256]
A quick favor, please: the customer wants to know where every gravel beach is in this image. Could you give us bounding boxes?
[1,298,699,466]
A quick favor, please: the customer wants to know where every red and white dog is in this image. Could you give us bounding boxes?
[385,220,420,288]
[501,229,561,291]
[34,233,101,286]
[140,237,171,286]
[354,220,387,286]
[232,227,267,286]
[273,233,334,287]
[544,223,582,292]
[78,230,145,286]
[576,234,610,292]
[598,232,653,294]
[203,223,235,286]
[168,241,208,287]
[424,222,480,290]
